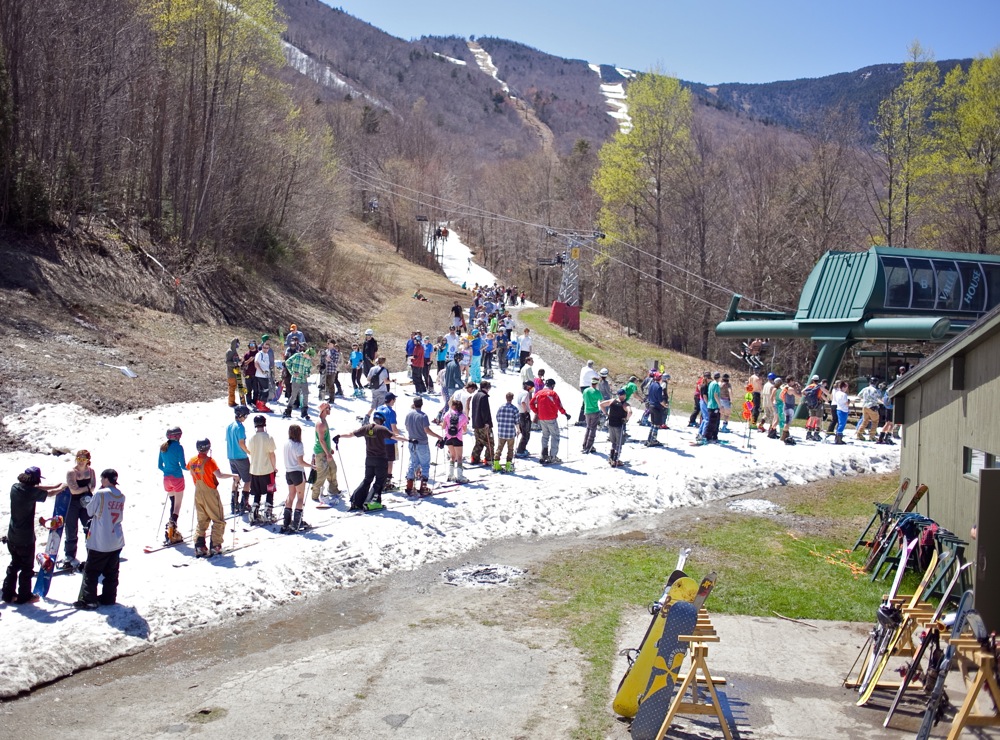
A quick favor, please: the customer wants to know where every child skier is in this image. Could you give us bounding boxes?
[187,439,236,556]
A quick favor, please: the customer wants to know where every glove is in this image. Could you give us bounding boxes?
[564,413,571,420]
[436,439,446,449]
[332,434,341,446]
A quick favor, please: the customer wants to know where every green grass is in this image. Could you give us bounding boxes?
[535,472,914,738]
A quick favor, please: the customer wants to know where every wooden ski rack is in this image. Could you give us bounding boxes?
[941,642,1000,739]
[654,610,734,740]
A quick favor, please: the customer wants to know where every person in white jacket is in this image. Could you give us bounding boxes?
[75,469,126,609]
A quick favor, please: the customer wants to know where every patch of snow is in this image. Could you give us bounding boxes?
[727,498,783,515]
[283,42,384,108]
[467,41,510,95]
[433,52,467,66]
[589,63,632,134]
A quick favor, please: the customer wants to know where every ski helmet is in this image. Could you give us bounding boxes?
[365,328,374,336]
[616,388,627,396]
[166,427,182,440]
[372,411,386,425]
[234,404,251,418]
[196,438,211,453]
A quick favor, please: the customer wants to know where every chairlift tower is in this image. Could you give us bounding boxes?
[537,230,604,330]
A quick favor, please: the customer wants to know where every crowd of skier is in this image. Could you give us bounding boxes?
[5,280,904,610]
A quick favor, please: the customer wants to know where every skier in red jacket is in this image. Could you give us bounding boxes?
[529,378,570,464]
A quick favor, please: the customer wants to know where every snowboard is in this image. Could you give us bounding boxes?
[916,590,975,740]
[629,572,717,740]
[33,489,72,597]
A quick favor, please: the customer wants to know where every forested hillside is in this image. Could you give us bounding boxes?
[2,0,998,384]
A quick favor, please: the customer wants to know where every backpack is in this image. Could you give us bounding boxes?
[802,383,821,409]
[447,412,460,438]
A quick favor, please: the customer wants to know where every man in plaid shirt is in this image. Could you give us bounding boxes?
[494,392,520,473]
[283,345,314,420]
[324,339,343,402]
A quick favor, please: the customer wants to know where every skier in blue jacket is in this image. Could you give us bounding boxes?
[157,427,187,544]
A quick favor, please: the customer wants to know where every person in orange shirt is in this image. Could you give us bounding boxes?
[187,439,237,557]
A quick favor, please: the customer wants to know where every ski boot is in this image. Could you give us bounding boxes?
[194,536,208,558]
[264,505,276,523]
[282,408,292,419]
[280,506,294,534]
[418,480,432,496]
[165,518,184,545]
[834,434,846,445]
[405,479,415,495]
[454,461,469,483]
[250,503,262,524]
[291,509,308,531]
[492,460,502,472]
[365,500,385,511]
[210,543,223,557]
[505,461,514,474]
[447,462,456,482]
[383,479,399,492]
[57,556,81,572]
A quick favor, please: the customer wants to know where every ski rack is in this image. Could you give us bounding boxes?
[943,641,1000,738]
[654,609,735,740]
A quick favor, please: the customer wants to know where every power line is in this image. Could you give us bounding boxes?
[345,165,791,313]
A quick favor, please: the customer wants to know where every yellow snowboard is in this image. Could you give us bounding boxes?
[612,576,698,718]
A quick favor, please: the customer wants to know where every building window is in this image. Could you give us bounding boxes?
[963,447,997,480]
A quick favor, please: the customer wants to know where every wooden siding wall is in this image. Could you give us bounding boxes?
[899,332,1000,564]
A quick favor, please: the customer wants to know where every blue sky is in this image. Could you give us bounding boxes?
[322,0,999,84]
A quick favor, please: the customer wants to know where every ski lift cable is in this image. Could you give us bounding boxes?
[571,239,729,314]
[345,167,785,312]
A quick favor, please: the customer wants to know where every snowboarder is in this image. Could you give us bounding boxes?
[60,449,96,571]
[338,411,405,511]
[3,467,66,605]
[281,425,315,533]
[187,439,235,556]
[74,469,124,609]
[157,427,187,544]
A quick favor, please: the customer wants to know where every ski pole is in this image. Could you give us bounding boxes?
[155,497,169,541]
[336,444,350,492]
[431,443,440,486]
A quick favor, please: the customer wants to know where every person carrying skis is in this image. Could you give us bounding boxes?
[439,399,471,482]
[530,378,570,464]
[187,439,235,556]
[601,389,633,467]
[226,405,253,515]
[581,376,603,454]
[469,381,494,466]
[494,392,519,472]
[74,469,124,609]
[280,425,315,533]
[225,338,242,407]
[247,415,277,523]
[60,450,96,571]
[404,398,443,495]
[309,402,340,504]
[3,467,67,605]
[157,427,187,544]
